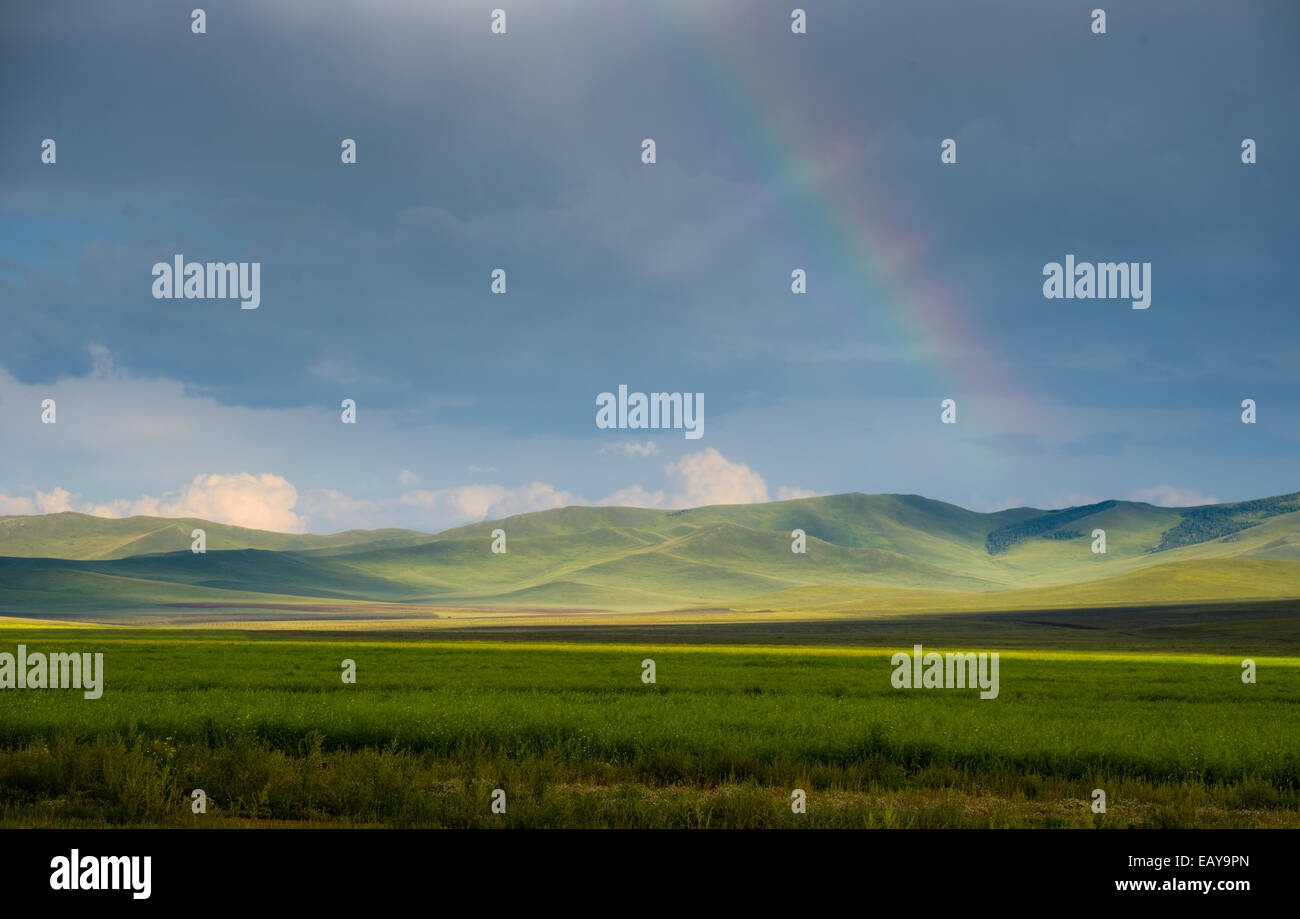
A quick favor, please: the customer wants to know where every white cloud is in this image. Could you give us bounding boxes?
[0,448,793,533]
[4,471,1231,535]
[293,489,388,531]
[302,481,582,533]
[397,469,420,486]
[1128,485,1219,508]
[664,448,770,508]
[93,473,305,532]
[88,344,119,378]
[597,485,667,509]
[598,440,660,458]
[0,474,306,532]
[0,487,77,515]
[402,481,579,522]
[597,450,773,509]
[160,473,305,531]
[602,451,811,510]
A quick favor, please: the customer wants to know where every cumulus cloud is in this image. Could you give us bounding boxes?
[599,449,810,510]
[163,473,304,531]
[0,474,306,532]
[402,481,579,522]
[1128,485,1220,508]
[292,489,388,531]
[664,448,770,507]
[2,476,585,534]
[397,469,420,486]
[301,481,582,533]
[94,473,306,532]
[0,487,77,515]
[1,451,812,533]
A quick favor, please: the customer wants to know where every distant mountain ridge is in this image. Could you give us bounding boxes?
[0,491,1297,619]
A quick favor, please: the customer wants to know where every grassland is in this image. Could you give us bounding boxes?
[1,625,1297,828]
[1,493,1296,828]
[2,493,1297,621]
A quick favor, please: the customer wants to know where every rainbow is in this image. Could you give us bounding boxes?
[633,5,1025,449]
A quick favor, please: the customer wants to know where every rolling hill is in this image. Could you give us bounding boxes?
[0,512,438,559]
[0,491,1297,622]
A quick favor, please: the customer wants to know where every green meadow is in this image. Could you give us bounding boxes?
[1,493,1297,827]
[1,629,1297,828]
[2,493,1297,621]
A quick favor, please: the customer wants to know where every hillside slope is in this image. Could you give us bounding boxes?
[0,492,1295,617]
[0,513,437,560]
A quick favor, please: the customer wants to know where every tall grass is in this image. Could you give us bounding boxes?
[1,633,1297,827]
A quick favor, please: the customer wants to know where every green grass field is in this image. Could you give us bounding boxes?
[2,626,1297,828]
[2,494,1297,828]
[4,493,1297,619]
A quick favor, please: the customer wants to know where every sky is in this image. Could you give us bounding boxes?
[1,0,1297,534]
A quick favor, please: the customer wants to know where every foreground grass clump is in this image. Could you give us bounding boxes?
[1,733,1295,828]
[0,631,1297,827]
